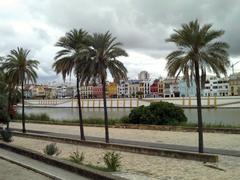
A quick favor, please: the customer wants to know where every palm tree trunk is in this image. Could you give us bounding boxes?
[195,61,204,153]
[102,79,109,143]
[76,75,85,140]
[21,76,26,133]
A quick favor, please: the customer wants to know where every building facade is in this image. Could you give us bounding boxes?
[179,79,196,97]
[203,76,229,96]
[117,80,129,97]
[229,73,240,96]
[107,82,117,98]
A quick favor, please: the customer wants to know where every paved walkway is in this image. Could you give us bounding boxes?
[0,148,89,180]
[0,158,51,180]
[11,128,240,157]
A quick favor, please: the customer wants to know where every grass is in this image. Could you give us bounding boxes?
[85,164,112,172]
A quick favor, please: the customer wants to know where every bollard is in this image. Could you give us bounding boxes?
[188,96,191,106]
[87,99,89,108]
[123,98,125,108]
[117,98,119,108]
[93,99,95,108]
[207,96,210,106]
[98,99,101,108]
[130,98,132,108]
[182,97,185,106]
[214,96,217,108]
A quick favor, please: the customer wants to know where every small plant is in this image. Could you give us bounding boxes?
[0,129,13,142]
[103,151,121,171]
[69,149,84,164]
[43,143,61,156]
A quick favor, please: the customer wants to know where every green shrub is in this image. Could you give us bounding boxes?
[69,149,84,164]
[43,143,61,156]
[0,129,13,142]
[128,102,187,125]
[103,151,121,171]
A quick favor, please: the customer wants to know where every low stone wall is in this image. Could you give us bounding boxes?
[12,131,218,163]
[0,142,126,180]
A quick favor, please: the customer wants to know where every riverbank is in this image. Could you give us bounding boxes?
[10,122,240,151]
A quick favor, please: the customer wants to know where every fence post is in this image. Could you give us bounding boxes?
[214,96,217,108]
[188,96,191,106]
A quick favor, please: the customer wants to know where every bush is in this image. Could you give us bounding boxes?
[128,102,187,125]
[69,149,84,164]
[0,129,13,142]
[43,143,61,156]
[103,151,121,171]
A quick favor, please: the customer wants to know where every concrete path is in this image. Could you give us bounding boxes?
[11,128,240,157]
[0,148,89,180]
[0,158,51,180]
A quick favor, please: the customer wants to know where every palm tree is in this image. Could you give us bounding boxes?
[166,20,229,153]
[53,29,90,141]
[4,47,39,133]
[79,31,128,143]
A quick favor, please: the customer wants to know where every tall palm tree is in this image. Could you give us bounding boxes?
[4,47,39,133]
[166,20,229,153]
[53,29,90,141]
[79,31,128,143]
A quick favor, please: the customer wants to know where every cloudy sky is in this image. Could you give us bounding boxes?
[0,0,240,83]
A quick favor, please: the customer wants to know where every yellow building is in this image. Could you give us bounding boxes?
[107,82,117,98]
[229,73,240,96]
[32,85,46,99]
[158,80,164,97]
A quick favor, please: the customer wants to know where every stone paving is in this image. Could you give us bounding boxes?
[0,158,51,180]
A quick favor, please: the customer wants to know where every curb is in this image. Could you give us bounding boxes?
[0,142,126,180]
[12,131,218,163]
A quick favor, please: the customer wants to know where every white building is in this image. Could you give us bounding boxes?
[117,80,129,97]
[203,76,229,96]
[138,71,150,81]
[163,77,180,97]
[80,86,93,98]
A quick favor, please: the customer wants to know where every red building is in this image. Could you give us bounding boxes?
[150,79,159,97]
[92,85,103,98]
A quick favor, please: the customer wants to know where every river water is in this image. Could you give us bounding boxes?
[18,107,240,126]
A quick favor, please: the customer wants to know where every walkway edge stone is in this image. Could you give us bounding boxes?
[12,131,218,163]
[0,142,126,180]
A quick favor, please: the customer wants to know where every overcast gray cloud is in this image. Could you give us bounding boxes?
[0,0,240,82]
